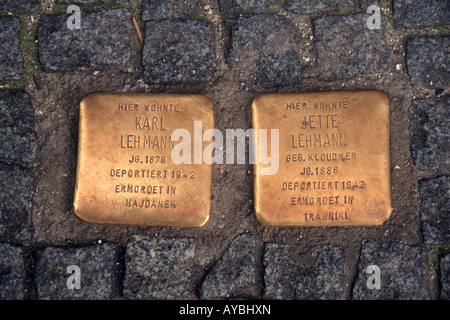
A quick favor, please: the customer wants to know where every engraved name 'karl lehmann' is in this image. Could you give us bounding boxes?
[118,103,178,149]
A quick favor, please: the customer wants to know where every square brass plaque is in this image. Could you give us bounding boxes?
[73,93,214,227]
[252,91,392,227]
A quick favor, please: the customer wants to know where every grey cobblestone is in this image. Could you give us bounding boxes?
[143,19,216,83]
[0,0,448,302]
[359,0,379,9]
[219,0,278,16]
[440,254,450,300]
[406,37,449,95]
[199,233,258,299]
[263,243,344,299]
[284,0,377,13]
[0,243,24,300]
[0,164,33,242]
[394,0,449,29]
[123,235,196,299]
[0,17,23,80]
[0,90,37,164]
[228,14,302,90]
[285,0,358,13]
[38,9,133,72]
[35,244,117,300]
[313,13,391,80]
[0,0,39,14]
[418,176,450,245]
[142,0,204,20]
[352,239,430,299]
[408,97,449,169]
[59,0,122,3]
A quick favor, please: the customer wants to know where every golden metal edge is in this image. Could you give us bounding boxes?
[251,91,393,227]
[72,92,214,228]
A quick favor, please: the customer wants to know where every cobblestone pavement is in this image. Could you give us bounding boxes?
[0,0,448,301]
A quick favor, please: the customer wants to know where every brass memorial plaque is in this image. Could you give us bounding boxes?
[74,93,214,227]
[252,91,392,226]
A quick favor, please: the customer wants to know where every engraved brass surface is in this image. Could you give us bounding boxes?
[73,93,214,227]
[252,91,392,226]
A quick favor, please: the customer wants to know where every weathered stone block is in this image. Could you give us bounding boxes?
[407,37,449,94]
[352,239,430,299]
[228,14,301,90]
[0,90,37,163]
[0,164,33,242]
[0,17,23,80]
[418,176,450,245]
[440,254,450,300]
[0,244,24,300]
[409,97,449,169]
[143,19,216,83]
[35,244,116,300]
[394,0,449,28]
[123,235,196,299]
[314,13,391,80]
[200,233,258,299]
[263,243,344,299]
[142,0,204,20]
[0,0,39,14]
[219,0,278,16]
[285,0,358,13]
[38,9,132,72]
